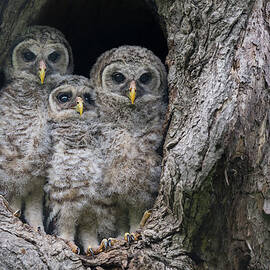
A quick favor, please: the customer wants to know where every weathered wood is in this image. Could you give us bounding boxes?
[0,195,190,270]
[0,195,86,270]
[0,0,269,269]
[153,0,270,269]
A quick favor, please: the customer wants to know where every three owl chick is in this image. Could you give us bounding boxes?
[0,25,73,231]
[0,25,167,254]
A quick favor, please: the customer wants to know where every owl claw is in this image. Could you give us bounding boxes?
[107,237,116,248]
[124,232,133,243]
[101,239,109,251]
[140,210,152,228]
[99,238,109,252]
[86,240,110,257]
[36,226,44,233]
[73,246,80,254]
[13,209,21,218]
[97,238,117,253]
[124,232,140,244]
[67,241,80,254]
[86,246,95,257]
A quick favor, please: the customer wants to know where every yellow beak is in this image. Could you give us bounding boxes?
[76,97,83,116]
[129,80,136,104]
[38,60,46,84]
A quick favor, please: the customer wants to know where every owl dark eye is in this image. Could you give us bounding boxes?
[57,92,72,103]
[22,50,36,62]
[111,72,125,83]
[139,72,152,84]
[83,93,94,105]
[48,51,61,63]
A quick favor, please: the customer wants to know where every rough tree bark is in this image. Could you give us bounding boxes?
[0,0,47,66]
[0,0,269,269]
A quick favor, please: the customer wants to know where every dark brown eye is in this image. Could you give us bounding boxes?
[83,93,94,105]
[48,51,61,63]
[139,72,152,84]
[22,50,36,62]
[111,72,125,83]
[57,92,72,103]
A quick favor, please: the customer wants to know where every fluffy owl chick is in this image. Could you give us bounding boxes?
[0,25,73,231]
[90,45,167,239]
[45,75,113,254]
[0,78,52,231]
[4,25,73,84]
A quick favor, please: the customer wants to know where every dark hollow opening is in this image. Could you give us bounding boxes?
[36,0,168,77]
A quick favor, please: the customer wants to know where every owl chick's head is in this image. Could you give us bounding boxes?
[5,25,74,84]
[49,75,97,120]
[90,45,167,105]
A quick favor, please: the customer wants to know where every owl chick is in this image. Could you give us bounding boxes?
[0,25,73,231]
[45,75,114,254]
[4,25,73,85]
[90,45,167,240]
[0,79,52,231]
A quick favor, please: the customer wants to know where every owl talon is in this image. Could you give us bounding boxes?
[107,237,116,247]
[102,239,109,251]
[73,246,80,254]
[67,241,80,254]
[124,232,139,244]
[107,237,117,248]
[86,246,95,257]
[140,210,152,228]
[36,226,43,233]
[97,238,117,253]
[86,242,105,256]
[13,209,21,218]
[99,238,110,252]
[125,233,133,243]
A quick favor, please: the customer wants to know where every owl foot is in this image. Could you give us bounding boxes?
[13,209,21,218]
[99,238,117,252]
[86,246,95,257]
[124,232,140,244]
[67,241,80,254]
[86,238,117,256]
[35,226,45,233]
[139,210,152,228]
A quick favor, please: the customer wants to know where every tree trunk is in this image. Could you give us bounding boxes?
[0,0,47,66]
[0,0,269,269]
